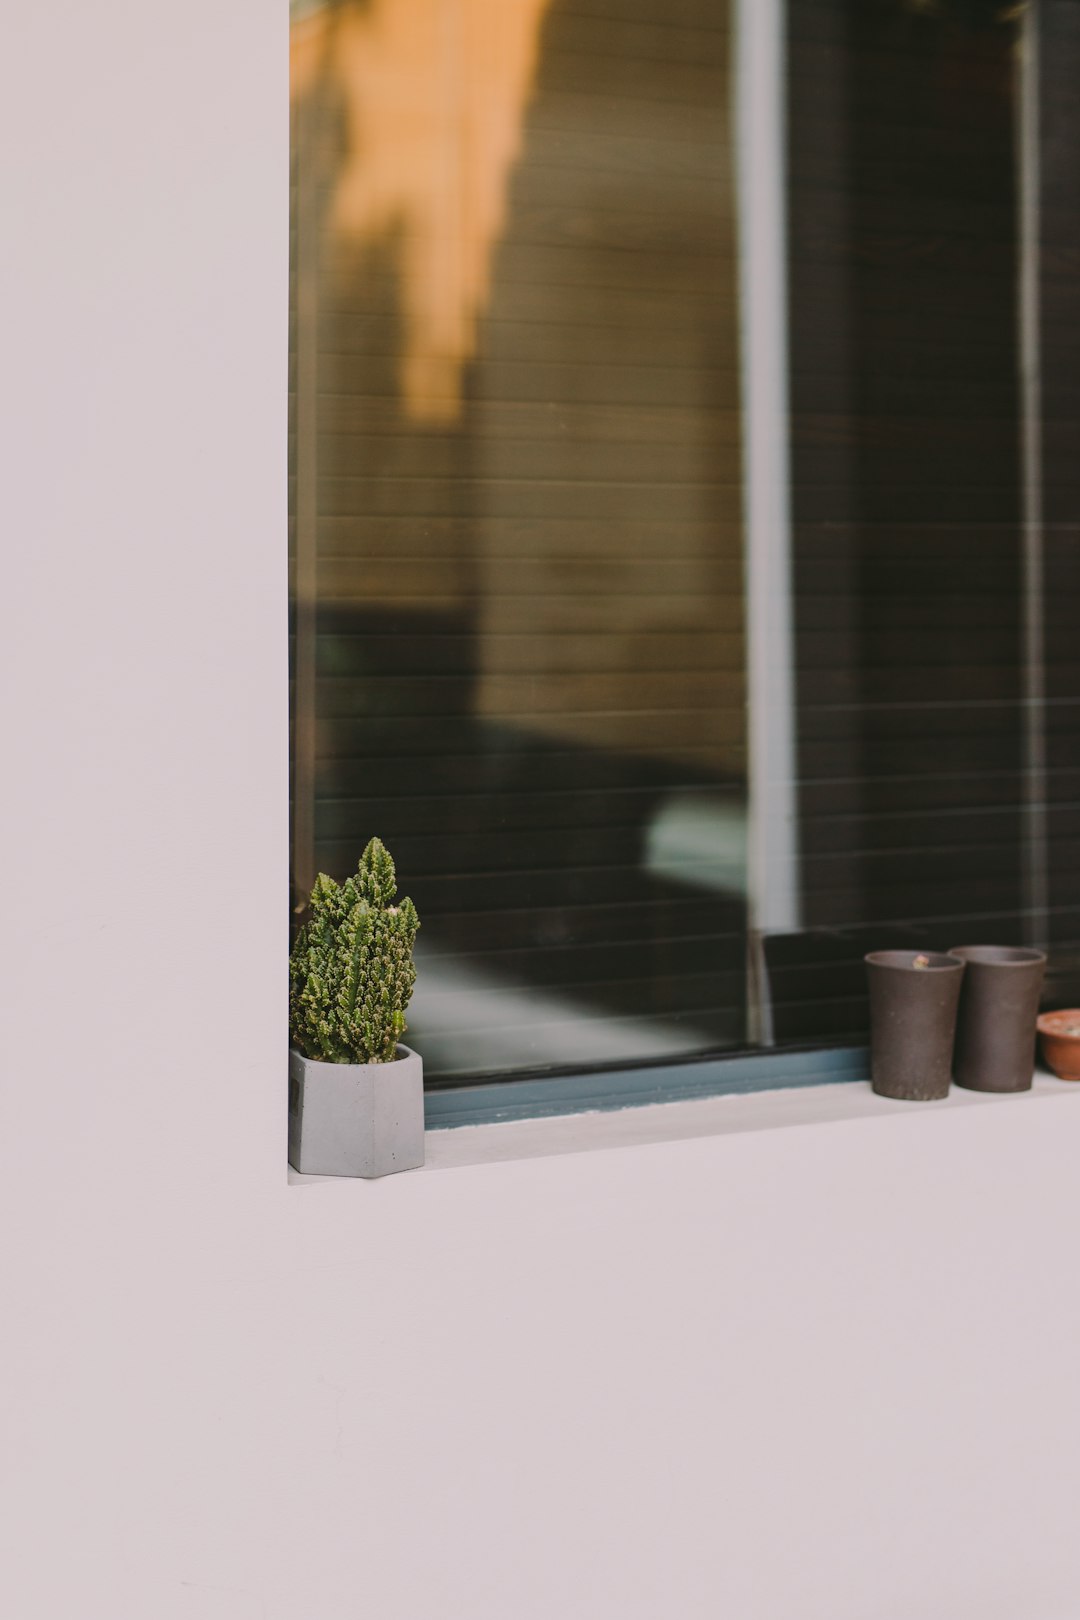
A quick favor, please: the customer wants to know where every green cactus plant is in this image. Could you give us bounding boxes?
[289,837,420,1064]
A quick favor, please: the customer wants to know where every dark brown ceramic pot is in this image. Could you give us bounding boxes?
[1036,1010,1080,1081]
[949,945,1046,1093]
[865,950,965,1102]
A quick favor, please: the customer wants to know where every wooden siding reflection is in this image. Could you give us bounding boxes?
[290,0,748,1079]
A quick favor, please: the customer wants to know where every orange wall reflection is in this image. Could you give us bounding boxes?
[292,0,744,783]
[293,0,552,422]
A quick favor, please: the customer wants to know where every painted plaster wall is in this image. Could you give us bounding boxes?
[4,5,1080,1618]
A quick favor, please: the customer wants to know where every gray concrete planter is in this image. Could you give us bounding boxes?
[288,1044,424,1178]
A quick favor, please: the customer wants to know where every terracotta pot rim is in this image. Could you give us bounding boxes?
[949,944,1047,967]
[1037,1011,1080,1041]
[864,949,963,973]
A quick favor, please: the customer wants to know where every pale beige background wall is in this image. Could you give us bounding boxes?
[4,5,1080,1618]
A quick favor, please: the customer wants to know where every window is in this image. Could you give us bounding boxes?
[290,0,1080,1096]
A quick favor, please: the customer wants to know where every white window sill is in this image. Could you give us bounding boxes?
[287,1067,1078,1184]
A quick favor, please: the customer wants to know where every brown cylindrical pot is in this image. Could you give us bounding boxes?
[949,945,1046,1093]
[1036,1010,1080,1081]
[865,950,965,1101]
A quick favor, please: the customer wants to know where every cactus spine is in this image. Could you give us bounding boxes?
[289,838,420,1064]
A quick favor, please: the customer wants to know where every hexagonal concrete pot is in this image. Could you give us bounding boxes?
[288,1044,424,1178]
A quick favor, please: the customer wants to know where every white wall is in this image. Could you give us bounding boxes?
[5,6,1080,1618]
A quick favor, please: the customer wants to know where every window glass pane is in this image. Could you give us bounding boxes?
[291,0,1080,1090]
[291,0,748,1081]
[781,0,1080,1039]
[1038,0,1080,1004]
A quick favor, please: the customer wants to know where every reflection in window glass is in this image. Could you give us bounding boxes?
[291,0,748,1080]
[780,0,1079,1038]
[291,0,1080,1088]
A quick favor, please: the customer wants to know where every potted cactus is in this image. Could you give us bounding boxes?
[289,837,423,1177]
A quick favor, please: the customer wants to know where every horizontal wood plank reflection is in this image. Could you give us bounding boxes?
[786,0,1030,992]
[293,0,746,1078]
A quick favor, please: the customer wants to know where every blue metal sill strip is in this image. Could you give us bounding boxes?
[424,1045,870,1130]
